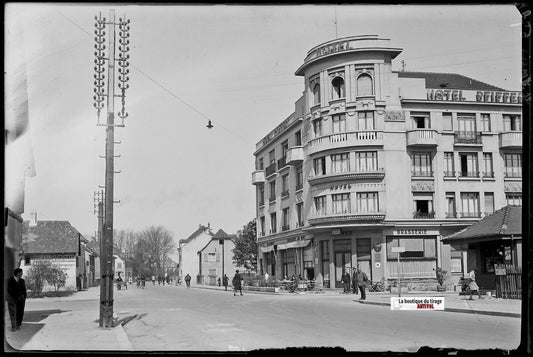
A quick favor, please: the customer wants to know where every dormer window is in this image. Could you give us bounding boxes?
[331,76,345,100]
[357,73,373,97]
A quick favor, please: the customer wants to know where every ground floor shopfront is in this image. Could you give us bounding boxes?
[258,223,470,289]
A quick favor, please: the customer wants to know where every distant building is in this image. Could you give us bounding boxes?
[177,224,213,284]
[252,35,522,289]
[198,229,239,285]
[22,220,88,292]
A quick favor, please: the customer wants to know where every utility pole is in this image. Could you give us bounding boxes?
[93,9,130,328]
[93,190,105,325]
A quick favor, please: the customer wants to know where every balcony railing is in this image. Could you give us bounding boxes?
[307,130,384,155]
[307,169,385,185]
[460,212,481,218]
[443,171,455,178]
[269,197,276,204]
[295,183,303,191]
[504,171,522,178]
[265,163,277,177]
[281,190,289,198]
[413,211,435,219]
[411,169,434,177]
[406,129,438,146]
[445,212,457,218]
[454,131,482,145]
[459,171,480,178]
[281,225,290,231]
[482,172,495,178]
[308,212,385,225]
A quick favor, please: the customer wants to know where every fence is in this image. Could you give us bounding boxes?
[495,265,521,299]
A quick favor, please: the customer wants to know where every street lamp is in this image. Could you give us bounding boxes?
[219,239,224,279]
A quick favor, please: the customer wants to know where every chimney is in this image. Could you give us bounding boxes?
[29,210,37,227]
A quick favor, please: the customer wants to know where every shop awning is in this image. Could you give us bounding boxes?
[277,240,311,250]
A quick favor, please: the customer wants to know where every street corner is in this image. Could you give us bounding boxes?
[4,322,45,351]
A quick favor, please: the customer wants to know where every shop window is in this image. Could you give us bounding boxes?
[356,238,371,261]
[386,237,437,259]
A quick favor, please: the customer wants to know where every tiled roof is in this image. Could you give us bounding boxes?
[397,71,506,91]
[22,221,84,254]
[443,206,522,242]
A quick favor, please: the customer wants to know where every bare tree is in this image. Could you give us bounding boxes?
[137,226,175,276]
[114,229,138,258]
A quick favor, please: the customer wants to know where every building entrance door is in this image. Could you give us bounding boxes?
[335,251,352,288]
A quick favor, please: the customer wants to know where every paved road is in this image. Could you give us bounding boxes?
[112,284,520,351]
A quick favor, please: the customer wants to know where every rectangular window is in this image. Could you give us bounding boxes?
[313,119,323,137]
[295,130,302,146]
[259,185,265,206]
[296,165,303,190]
[357,111,374,131]
[506,194,522,206]
[356,238,371,261]
[314,196,327,215]
[260,216,265,236]
[269,149,276,165]
[411,112,430,129]
[24,256,31,266]
[411,152,432,177]
[296,203,303,227]
[483,153,493,177]
[269,181,276,200]
[356,192,379,213]
[281,140,289,159]
[504,153,522,178]
[457,113,476,132]
[459,153,478,177]
[314,157,326,176]
[503,114,521,131]
[282,208,289,231]
[444,152,454,176]
[332,193,351,214]
[355,151,377,171]
[386,237,437,259]
[207,253,216,262]
[481,113,491,132]
[270,212,277,234]
[258,157,264,170]
[450,248,463,273]
[413,193,434,218]
[331,153,350,173]
[446,192,456,218]
[484,192,494,215]
[281,174,289,196]
[332,114,346,133]
[461,192,480,217]
[442,112,453,131]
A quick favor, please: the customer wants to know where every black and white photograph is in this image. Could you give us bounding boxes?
[4,3,528,353]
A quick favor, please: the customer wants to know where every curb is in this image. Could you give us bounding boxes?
[357,300,521,318]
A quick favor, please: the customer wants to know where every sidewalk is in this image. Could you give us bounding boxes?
[4,287,132,351]
[192,283,522,318]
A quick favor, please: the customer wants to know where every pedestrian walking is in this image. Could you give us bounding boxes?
[351,268,358,294]
[185,273,191,288]
[232,270,243,296]
[140,274,146,289]
[152,275,156,285]
[466,269,481,300]
[353,267,368,300]
[341,270,351,294]
[217,277,221,287]
[7,268,27,331]
[264,272,269,286]
[222,274,229,291]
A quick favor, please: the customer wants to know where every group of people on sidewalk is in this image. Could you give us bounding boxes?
[341,267,368,300]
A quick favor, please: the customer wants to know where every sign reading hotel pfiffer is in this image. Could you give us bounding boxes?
[427,89,522,104]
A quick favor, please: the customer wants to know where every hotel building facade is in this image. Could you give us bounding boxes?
[251,35,522,289]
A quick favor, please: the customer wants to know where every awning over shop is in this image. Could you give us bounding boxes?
[442,205,522,244]
[277,240,311,250]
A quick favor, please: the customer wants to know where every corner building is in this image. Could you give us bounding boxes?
[252,35,522,289]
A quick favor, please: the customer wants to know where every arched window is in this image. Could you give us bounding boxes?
[357,73,373,97]
[313,83,321,106]
[331,76,345,100]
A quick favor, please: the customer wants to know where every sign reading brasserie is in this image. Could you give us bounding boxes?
[394,228,428,235]
[426,89,522,104]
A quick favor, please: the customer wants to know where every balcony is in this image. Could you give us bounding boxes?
[308,212,385,226]
[295,183,303,191]
[281,224,290,232]
[251,170,265,185]
[504,171,522,179]
[307,169,385,185]
[459,212,481,218]
[406,129,438,147]
[443,171,456,179]
[458,171,480,179]
[454,131,482,146]
[413,211,435,219]
[265,163,277,178]
[281,190,289,198]
[307,130,384,155]
[445,212,457,219]
[499,131,522,148]
[481,172,495,180]
[269,197,276,204]
[286,146,304,165]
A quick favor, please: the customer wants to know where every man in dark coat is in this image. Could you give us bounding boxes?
[222,274,229,291]
[341,270,351,294]
[7,268,27,331]
[353,267,368,300]
[232,270,243,296]
[351,268,358,294]
[184,274,191,288]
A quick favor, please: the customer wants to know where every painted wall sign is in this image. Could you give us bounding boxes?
[314,40,352,58]
[426,89,522,104]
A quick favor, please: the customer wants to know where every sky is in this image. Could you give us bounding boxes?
[5,4,522,244]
